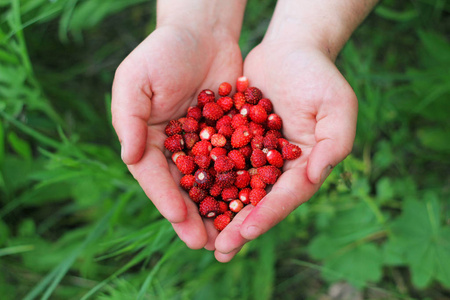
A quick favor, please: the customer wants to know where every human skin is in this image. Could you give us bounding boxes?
[111,0,379,261]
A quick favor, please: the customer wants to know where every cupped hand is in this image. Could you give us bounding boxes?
[111,25,243,249]
[214,41,358,262]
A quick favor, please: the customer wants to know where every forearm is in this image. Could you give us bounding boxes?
[264,0,379,60]
[157,0,248,41]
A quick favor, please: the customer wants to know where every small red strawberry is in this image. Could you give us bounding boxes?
[215,171,236,188]
[231,114,248,129]
[231,125,253,148]
[218,124,233,138]
[216,115,232,130]
[250,188,266,206]
[199,126,215,140]
[175,155,196,174]
[186,106,202,121]
[250,148,267,168]
[171,151,186,164]
[191,140,212,156]
[244,87,262,104]
[189,186,207,203]
[165,120,182,136]
[239,188,251,205]
[267,113,282,130]
[263,134,278,150]
[227,150,246,170]
[266,149,284,168]
[217,201,229,214]
[203,102,224,121]
[251,135,264,150]
[194,169,214,189]
[257,165,281,184]
[239,103,253,118]
[249,122,265,136]
[222,186,239,201]
[238,145,253,159]
[214,155,235,173]
[194,155,211,169]
[197,89,215,108]
[266,130,282,138]
[217,96,234,112]
[164,134,184,152]
[236,76,249,93]
[250,174,267,189]
[233,92,246,110]
[218,82,232,96]
[209,183,223,197]
[249,105,268,124]
[199,196,220,218]
[214,213,231,231]
[229,199,244,213]
[235,170,251,189]
[183,132,200,149]
[282,143,302,160]
[258,98,273,113]
[180,174,196,190]
[277,138,289,151]
[211,133,227,148]
[210,147,227,161]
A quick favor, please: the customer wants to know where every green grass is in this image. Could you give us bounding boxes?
[1,0,449,299]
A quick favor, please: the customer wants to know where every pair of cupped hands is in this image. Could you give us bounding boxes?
[111,25,357,262]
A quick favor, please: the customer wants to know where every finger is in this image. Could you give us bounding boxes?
[172,197,208,250]
[214,205,253,254]
[111,59,152,165]
[203,219,219,251]
[307,83,358,184]
[215,246,243,263]
[240,165,318,241]
[128,133,187,223]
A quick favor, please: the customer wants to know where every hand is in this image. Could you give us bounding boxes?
[213,41,358,262]
[111,24,243,249]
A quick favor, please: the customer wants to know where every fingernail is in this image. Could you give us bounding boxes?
[120,143,126,161]
[244,225,261,240]
[320,164,333,183]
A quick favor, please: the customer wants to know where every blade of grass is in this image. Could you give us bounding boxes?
[0,244,35,257]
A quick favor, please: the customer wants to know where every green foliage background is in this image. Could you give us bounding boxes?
[0,0,449,299]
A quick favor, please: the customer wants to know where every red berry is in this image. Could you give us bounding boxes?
[183,132,200,149]
[199,196,220,218]
[217,96,234,112]
[218,125,233,138]
[209,183,223,197]
[266,149,284,168]
[171,151,186,164]
[197,89,215,108]
[186,106,202,120]
[257,165,281,184]
[244,87,262,104]
[235,170,251,189]
[165,120,182,136]
[199,126,215,140]
[249,105,268,124]
[251,135,264,150]
[195,169,214,189]
[249,122,265,136]
[250,148,267,168]
[164,134,184,152]
[214,155,235,173]
[175,155,196,175]
[192,140,212,156]
[277,138,289,151]
[231,125,253,148]
[215,171,236,188]
[263,134,278,150]
[180,174,195,190]
[229,199,244,213]
[218,82,232,96]
[228,150,246,170]
[231,114,248,129]
[250,174,267,189]
[233,92,246,110]
[194,155,211,169]
[210,147,227,161]
[189,186,207,203]
[238,145,252,159]
[267,113,282,130]
[216,115,232,130]
[258,98,273,113]
[239,188,252,205]
[211,133,227,148]
[250,188,266,206]
[282,143,302,160]
[203,102,224,121]
[214,214,231,231]
[222,186,239,201]
[239,103,253,118]
[236,76,249,93]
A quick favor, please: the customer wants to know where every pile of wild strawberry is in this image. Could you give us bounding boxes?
[164,77,301,231]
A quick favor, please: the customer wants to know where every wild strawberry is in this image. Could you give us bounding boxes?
[282,143,302,160]
[258,98,273,113]
[277,138,289,151]
[165,120,182,136]
[199,196,220,218]
[231,114,248,129]
[194,155,211,169]
[250,174,267,189]
[214,155,235,173]
[257,165,281,184]
[233,92,246,110]
[239,188,251,204]
[214,213,231,231]
[203,102,224,121]
[211,133,227,148]
[227,108,239,118]
[267,113,282,130]
[248,167,258,176]
[199,126,215,140]
[192,140,212,156]
[249,105,268,124]
[210,147,227,161]
[231,125,253,148]
[183,132,200,149]
[171,151,186,164]
[227,150,246,170]
[218,124,233,138]
[195,169,214,189]
[250,188,266,206]
[263,134,278,150]
[229,199,244,213]
[217,201,229,214]
[266,149,284,168]
[266,129,282,138]
[175,155,196,174]
[222,186,239,201]
[215,171,236,188]
[186,106,202,120]
[216,115,232,130]
[250,148,267,168]
[239,103,253,118]
[217,96,234,112]
[209,183,223,197]
[238,145,252,159]
[244,87,262,104]
[197,89,215,108]
[251,135,264,150]
[180,174,195,190]
[164,134,184,152]
[218,82,232,96]
[235,170,251,189]
[249,122,265,136]
[236,76,249,93]
[189,186,207,203]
